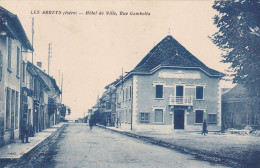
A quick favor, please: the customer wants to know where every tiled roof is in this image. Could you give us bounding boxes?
[131,35,222,76]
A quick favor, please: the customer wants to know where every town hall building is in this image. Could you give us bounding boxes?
[114,35,223,131]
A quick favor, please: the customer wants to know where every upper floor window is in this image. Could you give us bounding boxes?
[7,38,12,70]
[155,85,163,98]
[196,86,204,100]
[0,50,3,81]
[129,85,132,99]
[195,110,204,123]
[126,88,128,100]
[17,47,20,76]
[122,89,124,102]
[22,62,25,83]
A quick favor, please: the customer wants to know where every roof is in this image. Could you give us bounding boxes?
[0,6,33,51]
[131,35,223,76]
[222,84,247,102]
[27,62,61,94]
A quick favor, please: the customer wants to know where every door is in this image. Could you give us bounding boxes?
[176,85,184,104]
[174,110,184,129]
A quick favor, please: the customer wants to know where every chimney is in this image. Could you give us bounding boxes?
[37,62,42,68]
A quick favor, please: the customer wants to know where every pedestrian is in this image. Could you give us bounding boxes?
[202,119,208,136]
[89,117,93,130]
[21,115,29,143]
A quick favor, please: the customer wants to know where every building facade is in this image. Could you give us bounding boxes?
[0,6,33,145]
[114,35,223,131]
[222,84,260,130]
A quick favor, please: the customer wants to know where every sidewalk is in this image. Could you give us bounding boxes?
[0,123,64,160]
[100,126,260,168]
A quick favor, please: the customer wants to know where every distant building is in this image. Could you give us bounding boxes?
[0,6,33,145]
[222,84,260,130]
[114,35,223,131]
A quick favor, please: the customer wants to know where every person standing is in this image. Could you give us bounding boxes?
[21,115,29,143]
[89,117,93,130]
[202,119,208,136]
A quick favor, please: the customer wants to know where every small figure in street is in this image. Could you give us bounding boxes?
[21,115,30,143]
[89,117,94,130]
[202,119,208,136]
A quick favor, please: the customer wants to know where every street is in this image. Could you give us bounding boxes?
[3,123,228,168]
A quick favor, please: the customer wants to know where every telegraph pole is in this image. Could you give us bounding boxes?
[48,43,52,75]
[32,17,34,64]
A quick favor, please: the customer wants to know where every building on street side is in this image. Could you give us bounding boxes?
[113,35,223,131]
[0,6,33,146]
[222,84,260,130]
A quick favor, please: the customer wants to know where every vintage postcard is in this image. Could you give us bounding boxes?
[0,0,259,167]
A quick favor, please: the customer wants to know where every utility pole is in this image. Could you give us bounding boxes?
[32,17,34,64]
[61,73,63,103]
[48,43,52,75]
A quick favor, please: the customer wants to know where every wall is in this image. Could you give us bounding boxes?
[115,77,133,129]
[132,68,221,131]
[0,36,25,144]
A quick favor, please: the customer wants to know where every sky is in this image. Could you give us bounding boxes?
[1,0,234,119]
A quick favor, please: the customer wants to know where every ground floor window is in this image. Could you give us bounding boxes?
[208,114,217,124]
[154,109,163,122]
[6,88,11,129]
[140,113,149,122]
[195,110,203,123]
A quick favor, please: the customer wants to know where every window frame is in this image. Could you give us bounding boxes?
[208,114,217,124]
[140,112,149,123]
[155,84,164,99]
[16,47,20,77]
[154,109,164,123]
[195,86,204,100]
[7,38,12,71]
[195,110,204,124]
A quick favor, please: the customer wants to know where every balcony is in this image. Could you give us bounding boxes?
[169,95,193,106]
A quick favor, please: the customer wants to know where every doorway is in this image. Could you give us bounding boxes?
[174,110,184,129]
[176,85,184,104]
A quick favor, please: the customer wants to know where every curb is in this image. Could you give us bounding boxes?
[20,124,67,161]
[98,125,243,168]
[0,124,66,163]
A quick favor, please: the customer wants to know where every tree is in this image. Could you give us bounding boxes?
[211,0,260,126]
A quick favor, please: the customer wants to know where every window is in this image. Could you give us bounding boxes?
[6,88,11,129]
[8,38,12,70]
[208,114,217,124]
[195,110,203,123]
[140,112,149,122]
[15,92,19,129]
[0,50,3,81]
[154,109,163,122]
[122,90,124,102]
[129,86,132,99]
[156,85,163,98]
[196,86,204,100]
[17,47,20,76]
[126,88,128,100]
[22,62,25,83]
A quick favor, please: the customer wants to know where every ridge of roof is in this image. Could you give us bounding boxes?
[132,35,222,76]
